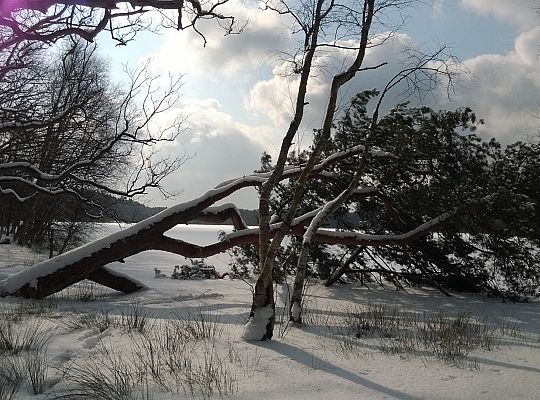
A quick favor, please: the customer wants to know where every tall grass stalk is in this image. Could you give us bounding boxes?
[0,320,51,355]
[333,303,511,367]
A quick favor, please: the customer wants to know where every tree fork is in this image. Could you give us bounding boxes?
[249,0,327,341]
[0,202,251,298]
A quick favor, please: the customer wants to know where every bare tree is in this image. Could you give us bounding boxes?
[0,40,186,248]
[0,0,242,240]
[0,0,238,51]
[243,0,460,340]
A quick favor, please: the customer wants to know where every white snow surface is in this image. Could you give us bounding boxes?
[0,223,539,400]
[242,304,274,341]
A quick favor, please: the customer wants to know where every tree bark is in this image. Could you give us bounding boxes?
[325,246,365,287]
[87,266,146,294]
[249,0,328,341]
[289,243,310,323]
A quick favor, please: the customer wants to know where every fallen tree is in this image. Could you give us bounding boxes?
[0,145,450,298]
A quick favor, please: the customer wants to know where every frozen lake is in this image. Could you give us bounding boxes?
[94,223,238,281]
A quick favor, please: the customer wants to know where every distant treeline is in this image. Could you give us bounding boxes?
[99,198,166,223]
[101,197,361,227]
[98,197,260,225]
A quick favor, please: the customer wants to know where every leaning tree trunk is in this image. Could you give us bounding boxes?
[325,246,365,287]
[2,228,156,298]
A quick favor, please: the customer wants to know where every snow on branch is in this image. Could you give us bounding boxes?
[0,162,64,181]
[0,145,430,298]
[297,211,454,246]
[158,209,455,259]
[0,185,35,202]
[1,0,239,50]
[0,201,253,297]
[214,144,400,190]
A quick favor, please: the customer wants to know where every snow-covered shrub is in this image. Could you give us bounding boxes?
[52,345,153,400]
[0,347,49,398]
[53,281,105,302]
[0,320,51,355]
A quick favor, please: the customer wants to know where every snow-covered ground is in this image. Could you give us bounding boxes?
[0,224,539,399]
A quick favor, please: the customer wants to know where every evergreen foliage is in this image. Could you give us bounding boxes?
[230,91,540,297]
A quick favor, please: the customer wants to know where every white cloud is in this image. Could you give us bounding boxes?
[245,74,297,126]
[151,1,291,78]
[139,2,540,209]
[460,0,540,30]
[435,27,540,144]
[245,33,423,133]
[433,0,444,17]
[514,27,540,66]
[180,97,276,149]
[154,98,268,208]
[245,24,540,147]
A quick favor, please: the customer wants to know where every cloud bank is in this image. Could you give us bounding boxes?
[142,1,540,206]
[460,0,539,30]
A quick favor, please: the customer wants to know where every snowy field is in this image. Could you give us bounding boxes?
[0,224,539,399]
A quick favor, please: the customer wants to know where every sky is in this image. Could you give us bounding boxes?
[99,0,540,209]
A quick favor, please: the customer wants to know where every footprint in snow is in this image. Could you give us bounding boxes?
[359,370,371,375]
[79,328,100,340]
